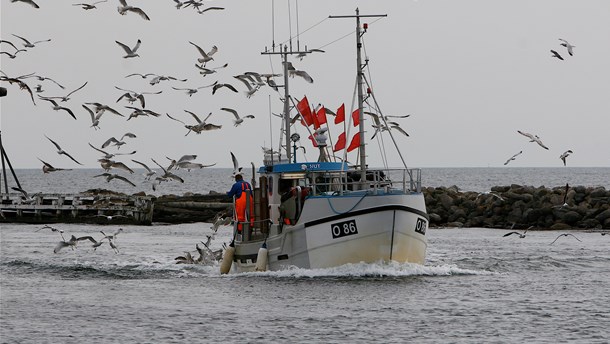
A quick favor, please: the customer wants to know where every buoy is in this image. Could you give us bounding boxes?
[220,241,235,274]
[255,242,268,272]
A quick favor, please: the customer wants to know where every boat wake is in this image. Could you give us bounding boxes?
[230,261,496,279]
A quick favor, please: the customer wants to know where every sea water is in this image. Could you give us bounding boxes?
[1,168,609,343]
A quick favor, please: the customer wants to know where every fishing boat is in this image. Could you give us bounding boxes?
[221,9,428,273]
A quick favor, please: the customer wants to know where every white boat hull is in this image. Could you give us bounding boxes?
[232,192,428,273]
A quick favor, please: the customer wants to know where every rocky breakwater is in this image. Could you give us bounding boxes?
[424,185,610,230]
[152,192,232,224]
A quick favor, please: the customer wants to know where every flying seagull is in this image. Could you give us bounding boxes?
[40,81,88,102]
[558,38,575,56]
[212,82,238,95]
[503,150,523,166]
[230,151,242,177]
[503,226,532,238]
[220,107,255,126]
[517,130,549,150]
[45,135,83,165]
[550,233,582,245]
[117,0,150,20]
[116,39,141,58]
[38,158,72,173]
[115,86,162,108]
[89,143,136,159]
[39,97,77,120]
[12,34,49,47]
[172,82,217,97]
[94,173,136,187]
[72,0,107,10]
[131,159,156,180]
[10,0,40,8]
[189,41,217,66]
[559,150,573,166]
[550,49,564,61]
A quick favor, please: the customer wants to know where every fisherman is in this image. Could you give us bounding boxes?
[227,173,254,231]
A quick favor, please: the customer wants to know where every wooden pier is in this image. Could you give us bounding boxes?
[1,191,154,225]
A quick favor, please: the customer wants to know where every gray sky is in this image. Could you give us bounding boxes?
[1,0,609,169]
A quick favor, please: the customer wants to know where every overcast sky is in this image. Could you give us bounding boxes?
[1,0,609,170]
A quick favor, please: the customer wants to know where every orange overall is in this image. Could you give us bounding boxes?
[233,181,254,231]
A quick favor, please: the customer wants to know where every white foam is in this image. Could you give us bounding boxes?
[229,261,496,278]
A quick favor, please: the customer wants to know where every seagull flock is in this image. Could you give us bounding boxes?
[36,224,123,254]
[2,1,317,195]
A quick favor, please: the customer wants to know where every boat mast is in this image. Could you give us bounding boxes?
[330,9,387,185]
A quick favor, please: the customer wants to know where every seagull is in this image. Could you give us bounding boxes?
[550,233,582,245]
[117,0,150,20]
[21,74,65,89]
[116,39,141,58]
[53,235,78,253]
[72,0,107,10]
[503,226,532,238]
[198,6,224,14]
[149,75,187,86]
[36,224,66,240]
[165,154,197,170]
[40,81,87,102]
[559,150,573,166]
[115,86,162,108]
[39,97,77,120]
[503,150,523,166]
[550,49,564,61]
[125,72,156,79]
[97,159,134,174]
[233,74,261,98]
[53,235,99,253]
[189,41,217,66]
[101,133,135,149]
[0,75,36,105]
[175,161,216,171]
[151,158,185,183]
[558,38,575,56]
[11,186,40,204]
[45,135,83,165]
[125,106,162,120]
[38,158,72,173]
[211,82,238,95]
[289,69,314,83]
[85,102,124,117]
[94,214,129,221]
[100,228,123,241]
[220,107,255,126]
[131,159,156,180]
[94,173,136,186]
[553,183,570,208]
[517,130,549,150]
[10,0,40,8]
[295,48,325,60]
[0,51,25,59]
[83,104,103,130]
[230,151,242,177]
[172,82,216,96]
[11,34,49,48]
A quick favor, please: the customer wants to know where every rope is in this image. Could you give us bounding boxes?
[326,193,368,215]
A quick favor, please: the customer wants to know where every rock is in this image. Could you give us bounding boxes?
[560,211,582,225]
[550,223,572,230]
[590,187,608,198]
[428,213,442,224]
[595,209,610,223]
[446,221,464,228]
